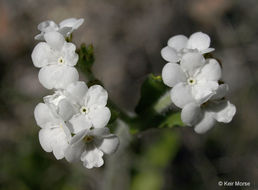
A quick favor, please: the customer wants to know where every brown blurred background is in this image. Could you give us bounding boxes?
[0,0,258,190]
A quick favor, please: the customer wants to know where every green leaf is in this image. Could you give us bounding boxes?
[131,130,180,190]
[159,112,184,128]
[76,43,95,82]
[135,74,169,114]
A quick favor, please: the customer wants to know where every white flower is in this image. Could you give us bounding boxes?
[161,32,214,62]
[34,102,71,159]
[44,81,111,133]
[65,127,119,169]
[31,31,79,89]
[181,84,236,134]
[35,18,84,40]
[162,52,221,108]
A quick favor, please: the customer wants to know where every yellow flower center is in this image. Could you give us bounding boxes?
[187,78,196,85]
[58,57,65,64]
[84,135,94,143]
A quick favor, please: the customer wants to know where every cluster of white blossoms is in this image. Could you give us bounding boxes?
[31,18,119,168]
[161,32,236,134]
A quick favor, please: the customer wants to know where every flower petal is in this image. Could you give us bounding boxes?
[62,42,78,66]
[201,48,214,54]
[31,42,52,68]
[38,65,79,90]
[44,31,65,50]
[34,103,57,127]
[187,32,211,51]
[167,35,188,51]
[196,59,221,81]
[59,18,84,30]
[210,84,229,100]
[180,52,205,76]
[170,83,195,108]
[181,103,203,126]
[162,63,186,87]
[58,99,76,121]
[81,146,104,169]
[58,27,73,36]
[211,100,236,123]
[65,81,88,104]
[192,81,218,104]
[194,112,216,134]
[98,135,119,154]
[89,107,111,128]
[65,137,85,162]
[37,20,59,32]
[69,114,92,134]
[38,128,53,152]
[84,85,108,107]
[161,46,179,62]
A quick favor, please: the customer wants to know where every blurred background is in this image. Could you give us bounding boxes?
[0,0,258,189]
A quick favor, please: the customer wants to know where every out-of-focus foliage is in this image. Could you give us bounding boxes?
[0,0,258,190]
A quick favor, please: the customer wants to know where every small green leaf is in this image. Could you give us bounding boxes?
[135,74,169,114]
[76,43,95,81]
[159,112,184,128]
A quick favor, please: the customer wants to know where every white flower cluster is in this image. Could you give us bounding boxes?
[161,32,236,134]
[31,18,119,168]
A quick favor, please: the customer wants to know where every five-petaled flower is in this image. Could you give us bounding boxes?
[34,103,71,159]
[35,18,84,40]
[181,84,236,133]
[44,81,111,134]
[32,31,79,89]
[65,127,119,169]
[161,32,214,63]
[162,52,221,108]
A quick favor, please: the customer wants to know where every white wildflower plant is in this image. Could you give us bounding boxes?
[31,18,236,170]
[32,18,119,169]
[161,33,236,134]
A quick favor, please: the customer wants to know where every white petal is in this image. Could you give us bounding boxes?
[181,103,203,126]
[59,18,84,30]
[31,42,52,68]
[57,99,76,121]
[34,103,57,127]
[58,27,73,36]
[201,48,214,54]
[50,127,70,160]
[167,35,188,51]
[39,128,53,152]
[161,46,179,62]
[38,65,79,90]
[65,81,88,104]
[91,127,110,137]
[89,107,111,128]
[170,83,195,108]
[69,114,92,134]
[187,32,211,51]
[211,101,236,123]
[62,42,78,66]
[81,147,104,169]
[180,52,205,76]
[194,112,216,134]
[211,84,229,100]
[162,63,186,87]
[98,135,119,154]
[38,20,59,32]
[84,85,108,107]
[196,59,221,81]
[65,141,85,162]
[192,81,218,104]
[44,31,65,50]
